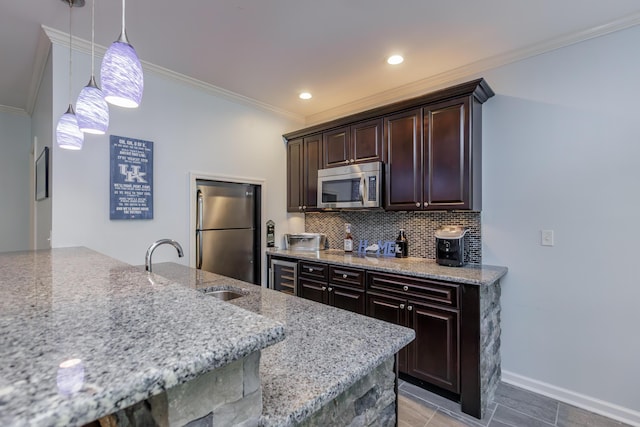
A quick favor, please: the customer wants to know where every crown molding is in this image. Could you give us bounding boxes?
[305,12,640,126]
[40,26,304,123]
[34,12,640,126]
[0,105,29,116]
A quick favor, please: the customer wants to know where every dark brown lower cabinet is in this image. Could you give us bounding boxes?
[366,291,408,373]
[298,263,366,315]
[366,272,460,394]
[330,285,365,315]
[298,277,327,304]
[271,254,495,419]
[406,300,458,392]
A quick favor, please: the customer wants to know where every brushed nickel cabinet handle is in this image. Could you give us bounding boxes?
[322,286,327,291]
[408,306,413,311]
[328,287,333,292]
[403,285,409,291]
[342,274,347,279]
[400,304,405,309]
[424,202,428,207]
[415,202,420,207]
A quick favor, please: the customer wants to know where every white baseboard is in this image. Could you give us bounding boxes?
[501,370,640,427]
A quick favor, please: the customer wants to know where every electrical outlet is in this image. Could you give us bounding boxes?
[541,230,554,246]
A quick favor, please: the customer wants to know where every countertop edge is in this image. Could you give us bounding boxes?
[267,249,508,286]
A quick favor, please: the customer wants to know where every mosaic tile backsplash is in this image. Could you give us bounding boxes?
[305,211,481,263]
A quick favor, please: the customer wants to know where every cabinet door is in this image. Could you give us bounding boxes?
[423,98,471,210]
[351,119,382,164]
[323,127,350,168]
[384,109,423,210]
[366,291,408,373]
[298,277,327,305]
[303,134,322,210]
[406,300,459,393]
[286,138,303,212]
[329,285,365,315]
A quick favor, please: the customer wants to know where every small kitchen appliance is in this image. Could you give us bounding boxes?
[317,162,382,209]
[284,233,327,251]
[435,226,468,267]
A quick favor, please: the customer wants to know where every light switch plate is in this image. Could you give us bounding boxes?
[541,230,554,246]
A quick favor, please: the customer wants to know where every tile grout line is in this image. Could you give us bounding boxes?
[486,403,497,426]
[498,403,557,427]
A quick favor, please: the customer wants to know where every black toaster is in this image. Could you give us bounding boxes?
[435,226,468,267]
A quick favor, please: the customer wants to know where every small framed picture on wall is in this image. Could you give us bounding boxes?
[35,146,49,201]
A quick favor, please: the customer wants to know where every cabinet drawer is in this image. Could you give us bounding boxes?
[329,265,364,289]
[367,272,459,308]
[298,261,328,281]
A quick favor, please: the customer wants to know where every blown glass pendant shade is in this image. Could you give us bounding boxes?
[100,35,143,108]
[56,104,84,150]
[76,76,109,134]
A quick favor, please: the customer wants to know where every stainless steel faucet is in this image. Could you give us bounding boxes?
[145,239,184,272]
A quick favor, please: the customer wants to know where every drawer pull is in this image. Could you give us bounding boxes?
[321,286,327,291]
[407,305,413,311]
[308,268,314,272]
[400,304,405,309]
[403,285,409,291]
[328,287,333,292]
[342,274,348,279]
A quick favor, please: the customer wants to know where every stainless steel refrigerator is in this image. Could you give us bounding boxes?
[196,180,260,284]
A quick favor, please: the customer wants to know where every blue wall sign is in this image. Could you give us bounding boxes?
[110,135,154,220]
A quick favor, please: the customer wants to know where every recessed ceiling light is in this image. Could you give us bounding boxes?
[299,92,312,100]
[387,55,404,65]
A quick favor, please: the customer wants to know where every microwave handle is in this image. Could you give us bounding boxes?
[360,176,366,205]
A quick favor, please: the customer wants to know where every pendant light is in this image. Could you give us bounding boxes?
[76,0,109,134]
[56,0,84,150]
[100,0,143,108]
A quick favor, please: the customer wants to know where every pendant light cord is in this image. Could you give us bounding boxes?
[91,0,95,76]
[122,0,126,35]
[68,0,73,105]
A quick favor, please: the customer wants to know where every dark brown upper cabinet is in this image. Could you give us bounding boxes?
[284,79,493,211]
[287,134,322,212]
[424,97,475,210]
[384,109,423,210]
[322,118,383,168]
[385,96,482,211]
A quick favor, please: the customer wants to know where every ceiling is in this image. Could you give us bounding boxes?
[2,0,640,124]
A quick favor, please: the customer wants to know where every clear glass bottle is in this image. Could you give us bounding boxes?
[395,228,408,258]
[344,223,354,252]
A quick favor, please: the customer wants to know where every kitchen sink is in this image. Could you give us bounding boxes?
[202,287,247,301]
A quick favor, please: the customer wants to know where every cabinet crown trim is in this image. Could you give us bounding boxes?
[283,78,494,141]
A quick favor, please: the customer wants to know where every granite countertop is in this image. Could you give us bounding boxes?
[0,248,285,427]
[267,249,507,286]
[148,262,416,427]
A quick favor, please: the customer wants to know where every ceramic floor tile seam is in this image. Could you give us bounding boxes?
[492,403,556,427]
[400,388,486,427]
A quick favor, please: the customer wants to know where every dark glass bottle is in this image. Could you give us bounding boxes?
[395,229,408,258]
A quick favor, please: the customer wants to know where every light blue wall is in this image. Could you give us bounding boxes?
[49,43,302,271]
[482,24,640,418]
[0,111,31,252]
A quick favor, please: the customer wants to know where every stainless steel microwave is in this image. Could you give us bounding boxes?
[317,162,382,209]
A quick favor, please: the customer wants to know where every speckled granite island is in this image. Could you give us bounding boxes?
[0,248,414,427]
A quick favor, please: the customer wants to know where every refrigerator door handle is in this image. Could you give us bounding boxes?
[196,189,204,269]
[196,230,203,269]
[196,189,204,230]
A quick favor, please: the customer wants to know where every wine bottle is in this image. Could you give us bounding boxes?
[344,223,353,252]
